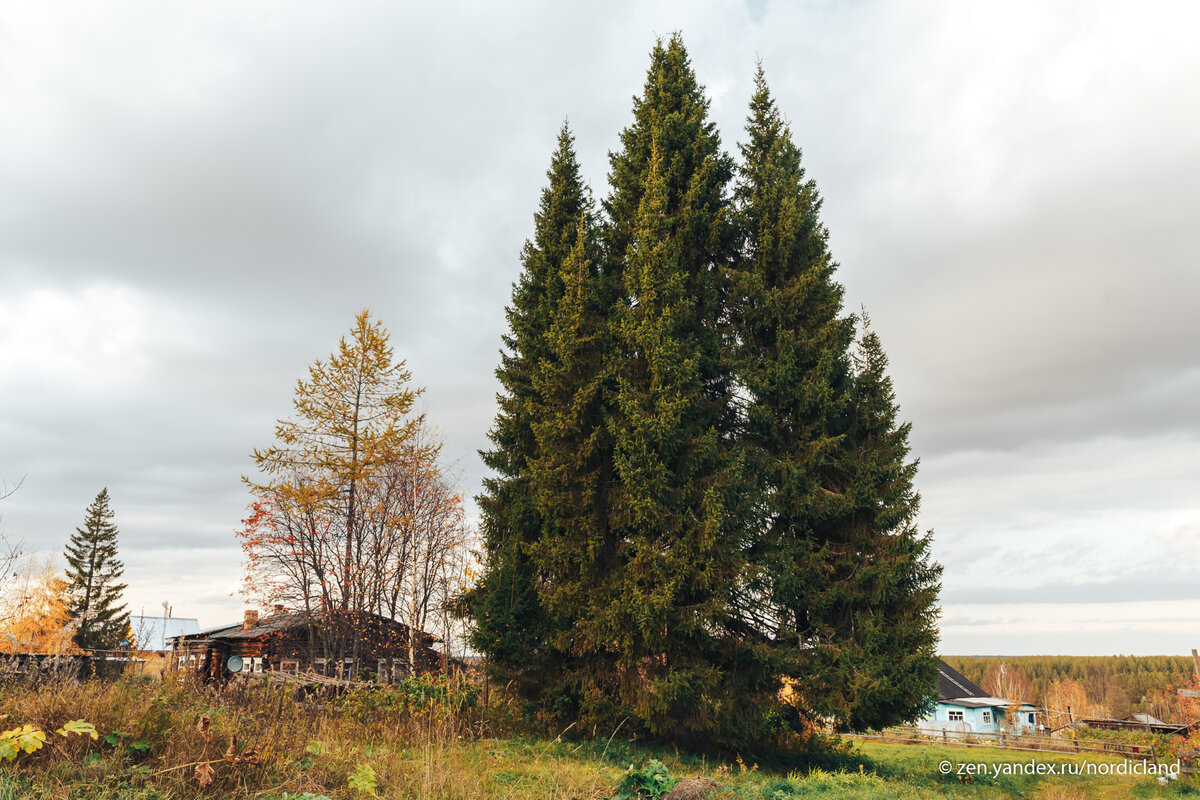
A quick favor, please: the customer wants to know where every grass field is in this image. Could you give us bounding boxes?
[1,676,1196,799]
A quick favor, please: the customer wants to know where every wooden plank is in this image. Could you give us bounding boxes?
[852,736,1142,758]
[852,728,1148,760]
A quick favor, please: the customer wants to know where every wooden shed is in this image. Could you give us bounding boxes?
[170,608,443,683]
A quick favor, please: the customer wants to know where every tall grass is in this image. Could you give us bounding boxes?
[0,671,611,799]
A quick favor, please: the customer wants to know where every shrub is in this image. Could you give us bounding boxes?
[612,759,679,800]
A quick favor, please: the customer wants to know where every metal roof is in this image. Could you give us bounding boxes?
[940,697,1038,711]
[129,616,200,651]
[1126,713,1164,725]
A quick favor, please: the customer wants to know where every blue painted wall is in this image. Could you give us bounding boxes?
[921,701,1039,735]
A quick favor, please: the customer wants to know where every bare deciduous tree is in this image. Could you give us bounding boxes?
[0,474,26,613]
[238,313,475,673]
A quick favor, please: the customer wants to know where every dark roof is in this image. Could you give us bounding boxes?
[937,658,988,700]
[221,610,311,640]
[171,610,437,644]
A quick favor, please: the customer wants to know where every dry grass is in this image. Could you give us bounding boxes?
[0,671,624,799]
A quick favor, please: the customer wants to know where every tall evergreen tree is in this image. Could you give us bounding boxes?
[64,488,130,652]
[590,36,777,746]
[731,68,940,731]
[470,123,596,699]
[731,65,856,720]
[525,201,612,721]
[471,40,941,749]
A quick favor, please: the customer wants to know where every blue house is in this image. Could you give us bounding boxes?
[918,659,1039,736]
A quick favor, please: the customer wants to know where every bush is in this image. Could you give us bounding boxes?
[611,759,679,800]
[1074,726,1175,758]
[340,673,480,725]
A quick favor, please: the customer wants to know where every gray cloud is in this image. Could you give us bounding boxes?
[945,573,1200,607]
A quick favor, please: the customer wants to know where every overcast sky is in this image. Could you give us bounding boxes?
[2,1,1197,656]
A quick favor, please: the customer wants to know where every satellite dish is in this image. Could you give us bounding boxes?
[226,655,244,673]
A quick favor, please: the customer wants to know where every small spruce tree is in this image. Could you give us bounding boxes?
[822,315,942,730]
[64,488,130,652]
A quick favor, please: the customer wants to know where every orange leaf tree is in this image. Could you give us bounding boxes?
[240,310,473,672]
[0,554,78,653]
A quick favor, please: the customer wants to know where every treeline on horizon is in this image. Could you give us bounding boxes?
[944,655,1196,723]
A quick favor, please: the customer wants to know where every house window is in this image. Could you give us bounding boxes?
[280,659,299,675]
[948,710,964,722]
[981,710,992,724]
[1028,713,1035,724]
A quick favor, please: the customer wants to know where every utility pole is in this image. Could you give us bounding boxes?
[1181,649,1200,700]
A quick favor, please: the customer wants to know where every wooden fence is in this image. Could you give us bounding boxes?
[0,652,96,682]
[851,726,1158,763]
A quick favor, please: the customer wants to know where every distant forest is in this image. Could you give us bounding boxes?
[944,655,1197,724]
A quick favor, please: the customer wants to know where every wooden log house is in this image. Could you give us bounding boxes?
[170,607,443,683]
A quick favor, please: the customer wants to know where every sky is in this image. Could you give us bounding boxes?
[1,1,1197,656]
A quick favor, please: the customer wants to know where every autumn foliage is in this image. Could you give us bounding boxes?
[239,310,473,668]
[0,555,80,654]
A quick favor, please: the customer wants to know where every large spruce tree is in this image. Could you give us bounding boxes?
[592,36,780,745]
[470,124,596,700]
[472,38,940,749]
[730,65,856,724]
[64,488,130,652]
[731,70,940,732]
